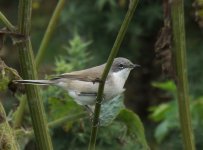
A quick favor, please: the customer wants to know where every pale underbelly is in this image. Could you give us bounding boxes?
[57,77,125,105]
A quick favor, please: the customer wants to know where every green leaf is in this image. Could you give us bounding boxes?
[155,121,169,143]
[149,101,179,143]
[117,109,149,150]
[99,94,125,126]
[152,80,176,93]
[0,75,9,91]
[155,120,179,143]
[149,103,171,121]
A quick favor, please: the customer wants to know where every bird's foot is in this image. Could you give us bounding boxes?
[84,105,101,127]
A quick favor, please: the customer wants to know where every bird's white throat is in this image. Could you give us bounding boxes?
[112,68,132,91]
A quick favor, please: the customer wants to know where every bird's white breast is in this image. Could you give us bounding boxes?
[111,68,131,94]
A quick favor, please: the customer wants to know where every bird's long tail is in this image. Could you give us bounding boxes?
[14,80,54,85]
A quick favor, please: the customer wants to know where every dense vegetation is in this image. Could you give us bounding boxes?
[1,0,203,149]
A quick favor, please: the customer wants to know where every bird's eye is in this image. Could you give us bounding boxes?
[118,64,124,69]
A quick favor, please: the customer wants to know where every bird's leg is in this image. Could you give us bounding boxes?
[84,105,94,121]
[84,96,104,126]
[84,105,93,114]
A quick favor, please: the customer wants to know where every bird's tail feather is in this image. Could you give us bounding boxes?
[14,80,54,85]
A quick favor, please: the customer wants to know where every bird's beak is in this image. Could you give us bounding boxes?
[129,64,141,69]
[133,64,141,68]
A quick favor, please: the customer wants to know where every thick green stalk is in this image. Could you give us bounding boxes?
[0,101,19,150]
[171,0,195,150]
[35,0,67,68]
[0,11,24,129]
[17,0,53,149]
[0,11,16,31]
[88,1,139,150]
[13,0,66,129]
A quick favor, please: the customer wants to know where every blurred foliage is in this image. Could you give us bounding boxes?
[0,58,20,91]
[150,80,203,149]
[150,81,179,144]
[54,33,92,73]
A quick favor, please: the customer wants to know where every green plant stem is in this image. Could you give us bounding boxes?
[15,112,87,138]
[48,111,87,129]
[0,11,16,31]
[171,0,196,150]
[88,1,139,150]
[35,0,67,68]
[13,95,27,128]
[12,0,66,130]
[16,0,53,149]
[0,101,19,150]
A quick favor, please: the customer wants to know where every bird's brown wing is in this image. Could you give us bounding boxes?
[51,64,105,82]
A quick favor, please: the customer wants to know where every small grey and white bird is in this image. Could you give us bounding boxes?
[14,57,139,106]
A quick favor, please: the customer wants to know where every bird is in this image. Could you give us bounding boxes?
[14,57,139,106]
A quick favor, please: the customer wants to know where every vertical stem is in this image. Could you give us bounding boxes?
[88,0,139,149]
[13,0,67,130]
[0,101,19,150]
[171,0,196,150]
[17,0,53,149]
[35,0,67,68]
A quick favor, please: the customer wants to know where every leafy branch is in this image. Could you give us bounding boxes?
[88,0,139,149]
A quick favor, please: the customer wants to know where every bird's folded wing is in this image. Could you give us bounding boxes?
[51,65,105,82]
[51,74,100,82]
[78,92,97,96]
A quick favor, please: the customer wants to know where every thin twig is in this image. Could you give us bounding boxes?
[88,1,139,150]
[15,112,87,138]
[171,0,196,149]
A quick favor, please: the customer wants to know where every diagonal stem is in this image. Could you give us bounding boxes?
[35,0,67,68]
[0,11,16,31]
[88,1,139,150]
